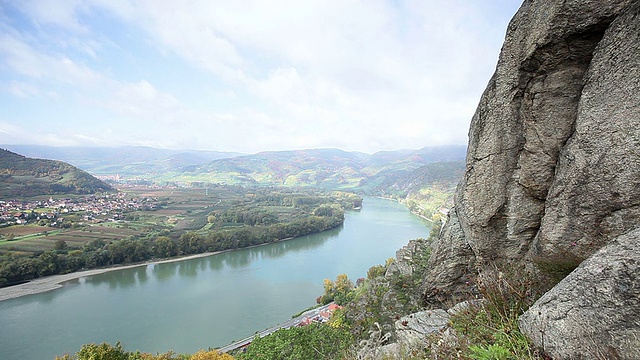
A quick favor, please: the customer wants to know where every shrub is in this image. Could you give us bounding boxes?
[444,263,544,360]
[469,344,512,360]
[237,323,352,360]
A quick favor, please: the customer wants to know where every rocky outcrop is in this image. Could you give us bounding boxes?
[359,310,450,359]
[394,309,450,348]
[421,0,640,357]
[531,0,640,261]
[424,0,640,304]
[422,207,476,304]
[519,228,640,360]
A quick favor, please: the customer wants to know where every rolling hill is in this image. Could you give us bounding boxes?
[0,149,113,198]
[1,145,241,177]
[165,146,466,193]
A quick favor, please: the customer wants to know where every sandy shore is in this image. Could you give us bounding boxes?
[0,252,219,302]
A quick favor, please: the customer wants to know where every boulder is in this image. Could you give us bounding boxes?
[394,309,450,348]
[519,228,640,359]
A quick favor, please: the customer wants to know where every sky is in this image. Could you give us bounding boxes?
[0,0,522,154]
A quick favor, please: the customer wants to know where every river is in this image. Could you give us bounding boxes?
[0,197,430,359]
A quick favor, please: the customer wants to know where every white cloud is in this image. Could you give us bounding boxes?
[14,0,89,32]
[6,80,40,98]
[0,0,522,153]
[0,32,104,85]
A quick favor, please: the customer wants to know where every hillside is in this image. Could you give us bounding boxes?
[167,146,466,192]
[0,149,112,198]
[1,145,241,177]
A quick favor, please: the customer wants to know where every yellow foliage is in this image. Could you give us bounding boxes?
[334,273,352,293]
[385,257,395,267]
[189,349,234,360]
[323,278,334,292]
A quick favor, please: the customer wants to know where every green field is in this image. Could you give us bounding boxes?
[0,186,360,256]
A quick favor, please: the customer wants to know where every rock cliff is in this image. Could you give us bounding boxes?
[422,0,640,357]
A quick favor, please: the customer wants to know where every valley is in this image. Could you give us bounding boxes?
[0,145,462,359]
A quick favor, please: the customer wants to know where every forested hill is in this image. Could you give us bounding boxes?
[166,146,466,192]
[0,149,112,198]
[0,145,466,194]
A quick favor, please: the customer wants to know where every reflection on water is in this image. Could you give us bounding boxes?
[0,197,428,360]
[69,226,343,290]
[177,260,201,278]
[76,224,340,289]
[153,263,177,282]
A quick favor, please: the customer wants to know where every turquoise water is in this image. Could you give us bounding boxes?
[0,197,430,359]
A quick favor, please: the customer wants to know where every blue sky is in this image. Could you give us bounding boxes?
[0,0,522,154]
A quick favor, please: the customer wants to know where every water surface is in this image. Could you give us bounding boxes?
[0,197,429,359]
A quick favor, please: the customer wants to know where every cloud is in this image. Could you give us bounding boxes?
[0,31,104,85]
[13,0,89,32]
[6,80,40,98]
[0,0,522,153]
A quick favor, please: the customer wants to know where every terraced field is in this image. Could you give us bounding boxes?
[0,226,141,254]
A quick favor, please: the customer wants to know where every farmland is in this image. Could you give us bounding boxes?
[0,185,361,286]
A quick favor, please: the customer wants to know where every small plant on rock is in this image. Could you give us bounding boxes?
[444,263,545,360]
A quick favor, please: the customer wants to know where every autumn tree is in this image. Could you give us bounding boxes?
[317,273,354,305]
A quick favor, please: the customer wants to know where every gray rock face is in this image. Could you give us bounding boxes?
[386,239,427,278]
[519,228,640,359]
[425,0,639,303]
[532,1,640,261]
[363,310,451,360]
[394,309,450,347]
[423,207,476,306]
[456,0,633,267]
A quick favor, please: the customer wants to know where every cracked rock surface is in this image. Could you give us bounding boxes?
[519,228,640,359]
[424,0,639,303]
[421,1,640,357]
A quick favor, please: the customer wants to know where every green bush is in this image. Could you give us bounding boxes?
[237,323,352,360]
[469,344,512,360]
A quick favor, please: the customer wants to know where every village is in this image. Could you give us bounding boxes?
[0,192,159,229]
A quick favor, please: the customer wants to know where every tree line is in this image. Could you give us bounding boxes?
[0,206,345,287]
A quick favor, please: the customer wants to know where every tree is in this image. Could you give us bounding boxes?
[54,239,68,251]
[189,350,234,360]
[317,274,354,305]
[333,273,355,305]
[73,342,130,360]
[153,236,178,258]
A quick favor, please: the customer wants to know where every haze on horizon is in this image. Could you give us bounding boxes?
[0,1,521,154]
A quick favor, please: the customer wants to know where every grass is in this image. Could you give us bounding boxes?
[0,226,140,253]
[429,263,545,360]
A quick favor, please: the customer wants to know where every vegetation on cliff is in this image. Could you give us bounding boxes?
[55,342,233,360]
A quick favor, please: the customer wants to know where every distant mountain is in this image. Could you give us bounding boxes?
[0,145,467,196]
[0,149,113,198]
[169,146,467,191]
[1,145,241,176]
[369,145,467,166]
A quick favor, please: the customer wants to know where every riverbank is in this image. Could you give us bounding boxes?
[0,222,345,302]
[0,252,219,302]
